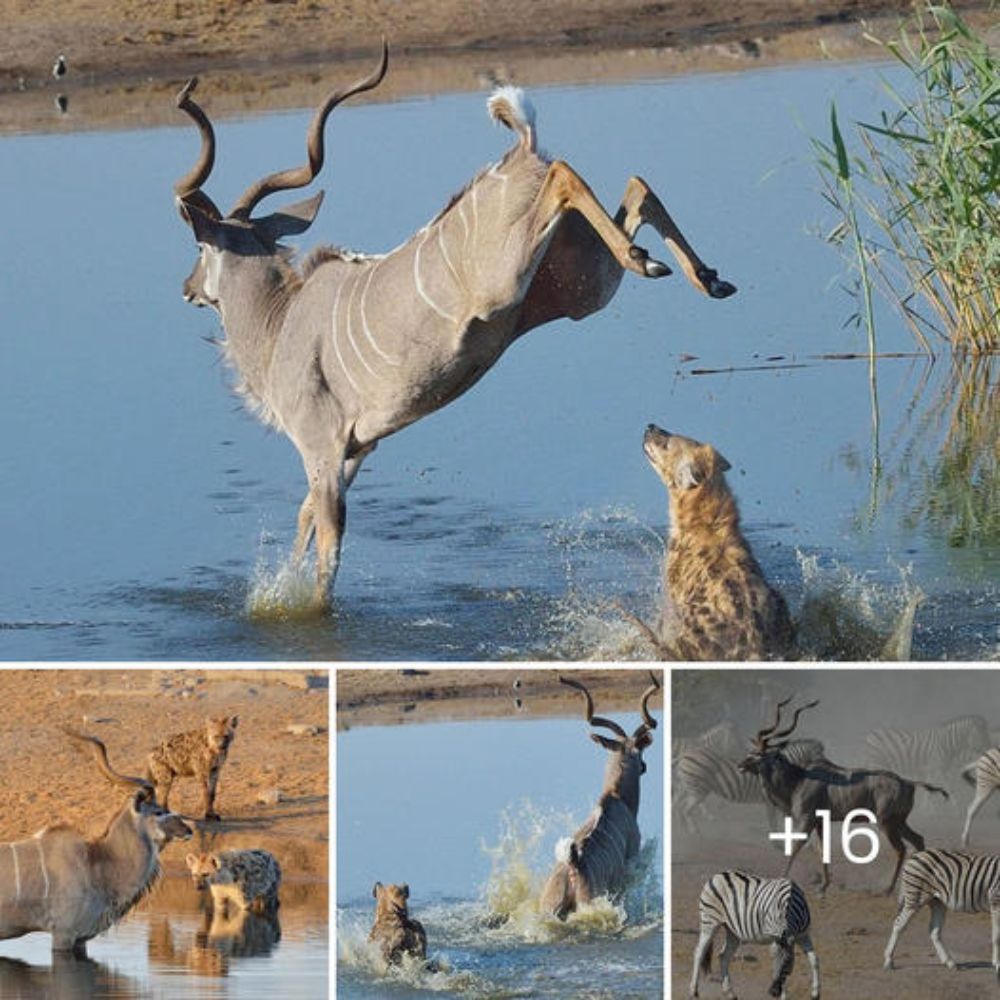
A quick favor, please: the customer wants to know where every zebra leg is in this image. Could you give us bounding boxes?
[883,903,919,969]
[718,928,740,1000]
[961,785,994,847]
[768,939,794,998]
[927,899,955,969]
[799,933,821,999]
[689,925,715,998]
[990,895,1000,977]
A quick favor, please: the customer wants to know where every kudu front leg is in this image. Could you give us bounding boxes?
[618,176,737,299]
[311,450,351,605]
[537,161,670,278]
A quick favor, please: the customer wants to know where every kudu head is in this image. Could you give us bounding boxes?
[560,673,660,815]
[63,729,193,846]
[173,42,388,310]
[737,696,819,778]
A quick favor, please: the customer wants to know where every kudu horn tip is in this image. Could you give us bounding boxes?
[176,77,199,106]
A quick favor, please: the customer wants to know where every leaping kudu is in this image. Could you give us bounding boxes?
[0,731,192,955]
[539,672,660,919]
[173,42,736,605]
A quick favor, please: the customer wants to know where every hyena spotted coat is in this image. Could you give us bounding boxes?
[642,425,794,660]
[369,882,427,964]
[147,715,238,821]
[186,848,281,913]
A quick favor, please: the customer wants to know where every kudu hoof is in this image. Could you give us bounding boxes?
[628,244,671,278]
[697,266,737,299]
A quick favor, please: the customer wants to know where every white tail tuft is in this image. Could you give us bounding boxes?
[554,837,574,863]
[488,86,536,152]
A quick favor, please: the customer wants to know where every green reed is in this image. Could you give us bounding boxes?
[814,3,1000,355]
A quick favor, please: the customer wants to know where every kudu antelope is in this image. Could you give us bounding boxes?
[173,43,736,604]
[539,673,660,919]
[739,698,948,894]
[0,731,192,955]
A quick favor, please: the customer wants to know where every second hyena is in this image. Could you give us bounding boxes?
[186,849,282,914]
[147,716,238,820]
[642,425,794,660]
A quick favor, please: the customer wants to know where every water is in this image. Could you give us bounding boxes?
[337,711,665,998]
[0,877,327,999]
[1,62,996,659]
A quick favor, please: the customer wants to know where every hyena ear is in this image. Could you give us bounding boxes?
[230,715,239,729]
[713,447,732,473]
[210,855,222,871]
[401,884,409,899]
[372,881,383,899]
[185,853,198,868]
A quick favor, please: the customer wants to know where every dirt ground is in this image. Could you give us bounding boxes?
[0,668,329,879]
[336,666,664,729]
[2,1,995,133]
[672,804,1000,999]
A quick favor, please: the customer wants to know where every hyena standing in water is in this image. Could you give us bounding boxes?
[639,425,794,660]
[147,716,238,821]
[186,848,282,915]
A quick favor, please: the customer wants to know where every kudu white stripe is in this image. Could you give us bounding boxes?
[173,42,736,604]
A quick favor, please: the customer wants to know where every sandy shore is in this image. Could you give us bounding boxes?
[0,669,329,878]
[2,1,995,134]
[336,666,664,729]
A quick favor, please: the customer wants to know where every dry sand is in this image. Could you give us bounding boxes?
[3,1,996,134]
[0,668,329,879]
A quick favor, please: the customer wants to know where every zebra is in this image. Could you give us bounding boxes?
[961,747,1000,847]
[675,741,825,833]
[690,870,820,999]
[884,847,1000,973]
[672,719,744,766]
[866,716,990,786]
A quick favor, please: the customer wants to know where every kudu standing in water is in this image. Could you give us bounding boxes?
[173,42,736,604]
[539,673,660,919]
[0,731,192,955]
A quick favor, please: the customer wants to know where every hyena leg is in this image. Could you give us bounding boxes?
[202,766,222,821]
[617,175,737,299]
[534,160,670,279]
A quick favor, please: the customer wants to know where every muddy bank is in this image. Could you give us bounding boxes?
[3,1,995,134]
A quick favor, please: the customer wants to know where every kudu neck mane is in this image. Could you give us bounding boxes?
[602,746,642,815]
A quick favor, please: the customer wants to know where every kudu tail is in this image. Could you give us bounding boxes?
[488,86,536,153]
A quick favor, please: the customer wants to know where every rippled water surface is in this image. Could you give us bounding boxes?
[0,878,327,999]
[337,711,664,998]
[2,61,996,659]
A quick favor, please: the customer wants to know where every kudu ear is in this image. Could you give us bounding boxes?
[590,733,623,753]
[634,731,654,751]
[181,198,224,245]
[253,191,325,244]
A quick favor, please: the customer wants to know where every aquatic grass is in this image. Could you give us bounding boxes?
[814,3,1000,355]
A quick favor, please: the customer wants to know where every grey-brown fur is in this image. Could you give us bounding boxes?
[642,424,794,660]
[369,882,427,964]
[147,715,238,821]
[538,674,659,919]
[186,848,281,914]
[0,731,192,955]
[173,46,735,606]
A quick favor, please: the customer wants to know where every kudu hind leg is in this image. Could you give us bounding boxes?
[537,161,670,279]
[312,451,351,604]
[619,176,736,299]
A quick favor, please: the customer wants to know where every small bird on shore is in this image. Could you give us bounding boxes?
[52,54,67,79]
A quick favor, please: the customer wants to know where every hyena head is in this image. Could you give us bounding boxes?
[643,425,731,502]
[205,715,239,754]
[135,790,193,846]
[186,851,224,890]
[372,882,410,918]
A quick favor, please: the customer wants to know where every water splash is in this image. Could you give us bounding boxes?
[244,543,326,622]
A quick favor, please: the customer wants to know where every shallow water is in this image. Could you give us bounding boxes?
[2,62,997,659]
[0,877,327,999]
[337,712,664,998]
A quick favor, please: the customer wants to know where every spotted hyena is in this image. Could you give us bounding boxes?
[147,716,238,821]
[369,882,427,964]
[186,848,281,914]
[642,424,794,660]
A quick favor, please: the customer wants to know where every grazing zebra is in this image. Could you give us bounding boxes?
[884,848,1000,973]
[675,740,824,833]
[961,747,1000,847]
[866,716,990,785]
[690,870,820,999]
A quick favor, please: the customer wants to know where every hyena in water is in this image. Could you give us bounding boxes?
[147,716,238,820]
[641,425,794,660]
[369,882,427,964]
[186,848,281,914]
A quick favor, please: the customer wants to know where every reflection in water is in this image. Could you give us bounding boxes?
[0,953,136,1000]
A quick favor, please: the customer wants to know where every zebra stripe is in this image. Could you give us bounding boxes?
[690,870,820,999]
[866,716,990,781]
[961,747,1000,847]
[885,848,1000,972]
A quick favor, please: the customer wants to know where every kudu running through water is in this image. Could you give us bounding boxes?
[739,697,949,895]
[0,731,192,955]
[173,43,736,604]
[539,673,660,919]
